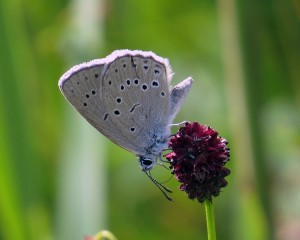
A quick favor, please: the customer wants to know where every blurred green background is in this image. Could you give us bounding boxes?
[0,0,300,239]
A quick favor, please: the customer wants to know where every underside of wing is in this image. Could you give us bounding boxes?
[101,53,172,154]
[59,50,174,155]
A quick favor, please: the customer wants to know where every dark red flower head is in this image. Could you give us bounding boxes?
[166,122,230,203]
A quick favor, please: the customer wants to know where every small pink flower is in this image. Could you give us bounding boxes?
[166,122,230,203]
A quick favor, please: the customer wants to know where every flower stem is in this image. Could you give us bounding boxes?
[205,199,216,240]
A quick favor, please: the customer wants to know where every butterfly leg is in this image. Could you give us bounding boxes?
[170,121,187,127]
[158,154,171,164]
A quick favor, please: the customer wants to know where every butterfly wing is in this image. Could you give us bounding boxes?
[169,77,193,122]
[101,51,174,153]
[58,60,131,147]
[59,50,173,155]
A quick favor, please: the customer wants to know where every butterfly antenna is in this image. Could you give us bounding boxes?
[143,170,173,201]
[160,173,174,185]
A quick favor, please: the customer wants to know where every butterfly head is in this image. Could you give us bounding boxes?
[138,155,157,171]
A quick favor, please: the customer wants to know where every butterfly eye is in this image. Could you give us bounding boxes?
[139,156,154,169]
[142,159,152,166]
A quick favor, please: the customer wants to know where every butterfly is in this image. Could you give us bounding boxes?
[59,50,193,200]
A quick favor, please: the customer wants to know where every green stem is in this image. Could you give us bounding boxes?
[205,199,216,240]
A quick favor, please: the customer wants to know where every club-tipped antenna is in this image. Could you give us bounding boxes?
[143,170,173,201]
